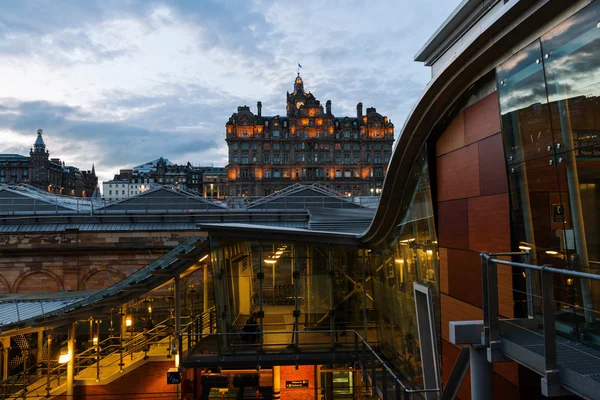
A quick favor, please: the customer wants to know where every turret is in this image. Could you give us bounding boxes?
[357,102,363,120]
[257,101,262,117]
[326,100,331,115]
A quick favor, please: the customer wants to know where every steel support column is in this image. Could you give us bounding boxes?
[203,264,209,313]
[470,345,493,400]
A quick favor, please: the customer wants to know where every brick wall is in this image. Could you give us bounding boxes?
[0,230,206,293]
[54,361,176,399]
[280,365,315,400]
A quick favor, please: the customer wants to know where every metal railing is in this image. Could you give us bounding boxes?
[481,251,600,389]
[180,328,438,400]
[0,307,216,399]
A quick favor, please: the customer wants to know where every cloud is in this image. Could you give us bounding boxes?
[0,0,464,184]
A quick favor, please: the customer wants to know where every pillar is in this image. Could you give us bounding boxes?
[37,330,44,377]
[175,276,181,334]
[273,366,281,400]
[1,337,9,380]
[469,345,493,400]
[67,324,75,398]
[203,265,209,313]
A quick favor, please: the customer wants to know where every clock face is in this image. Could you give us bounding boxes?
[296,101,304,109]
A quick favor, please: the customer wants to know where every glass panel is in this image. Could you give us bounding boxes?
[369,146,439,387]
[540,1,600,337]
[497,40,554,165]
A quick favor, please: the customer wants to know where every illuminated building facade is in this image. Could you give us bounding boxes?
[226,74,394,197]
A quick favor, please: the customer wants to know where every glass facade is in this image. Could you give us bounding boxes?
[208,145,439,388]
[497,0,600,340]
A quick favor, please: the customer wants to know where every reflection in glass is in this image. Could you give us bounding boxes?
[497,0,600,345]
[369,146,439,386]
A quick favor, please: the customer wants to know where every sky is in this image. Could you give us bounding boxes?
[0,0,462,185]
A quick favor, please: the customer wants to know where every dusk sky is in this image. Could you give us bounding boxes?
[0,0,461,184]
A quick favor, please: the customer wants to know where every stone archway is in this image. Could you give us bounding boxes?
[80,266,126,291]
[14,270,63,293]
[0,274,10,294]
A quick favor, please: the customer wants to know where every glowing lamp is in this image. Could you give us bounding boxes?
[125,317,132,327]
[59,351,71,364]
[93,337,98,345]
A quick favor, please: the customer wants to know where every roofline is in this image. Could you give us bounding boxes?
[414,0,500,64]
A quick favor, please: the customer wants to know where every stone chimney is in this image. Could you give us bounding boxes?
[326,100,331,115]
[257,101,262,117]
[357,102,363,120]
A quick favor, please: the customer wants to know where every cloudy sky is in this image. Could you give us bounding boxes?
[0,0,461,184]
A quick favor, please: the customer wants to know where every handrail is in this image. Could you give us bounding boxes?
[482,252,600,281]
[180,328,438,397]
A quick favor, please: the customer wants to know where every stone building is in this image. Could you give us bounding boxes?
[225,74,394,197]
[0,129,98,197]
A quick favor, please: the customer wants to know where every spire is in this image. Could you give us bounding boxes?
[91,163,96,175]
[33,129,46,153]
[293,73,304,94]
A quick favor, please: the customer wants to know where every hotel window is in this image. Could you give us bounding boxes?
[335,169,342,178]
[344,154,351,163]
[263,153,271,163]
[264,143,271,150]
[241,153,249,163]
[273,154,280,163]
[343,130,350,138]
[283,170,290,178]
[314,153,318,162]
[283,154,289,162]
[241,142,249,149]
[374,143,381,150]
[273,169,281,178]
[264,170,271,178]
[335,153,341,163]
[301,153,306,162]
[233,154,239,163]
[272,130,280,137]
[343,143,350,150]
[344,169,351,178]
[284,143,290,150]
[335,143,341,150]
[233,143,238,150]
[324,153,330,162]
[252,143,257,150]
[353,143,359,150]
[273,143,280,150]
[353,169,360,178]
[242,130,249,137]
[374,154,381,164]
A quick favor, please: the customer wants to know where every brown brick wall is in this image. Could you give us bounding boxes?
[0,230,206,293]
[54,361,176,399]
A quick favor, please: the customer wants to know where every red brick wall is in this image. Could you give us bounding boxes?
[0,230,206,293]
[54,361,177,399]
[280,365,315,400]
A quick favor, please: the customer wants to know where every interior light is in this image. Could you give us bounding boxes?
[275,251,284,255]
[394,259,404,264]
[264,259,277,264]
[519,245,532,251]
[174,353,180,368]
[545,250,559,255]
[59,351,71,364]
[125,317,132,327]
[148,306,152,313]
[426,250,433,255]
[199,254,208,262]
[93,337,98,345]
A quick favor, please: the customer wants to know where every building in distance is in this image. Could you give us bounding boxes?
[225,73,395,197]
[0,129,98,197]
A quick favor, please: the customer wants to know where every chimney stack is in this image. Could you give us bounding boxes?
[357,102,363,120]
[326,100,331,115]
[257,101,262,117]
